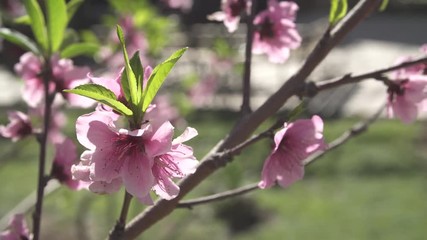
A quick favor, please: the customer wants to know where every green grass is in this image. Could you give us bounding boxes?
[1,110,427,239]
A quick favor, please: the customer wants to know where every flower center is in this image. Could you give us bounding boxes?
[387,79,407,101]
[258,18,275,40]
[51,162,69,183]
[230,0,246,17]
[113,134,145,158]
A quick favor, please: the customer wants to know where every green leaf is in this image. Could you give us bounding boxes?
[61,43,99,58]
[64,84,133,116]
[379,0,389,12]
[14,15,31,25]
[130,51,144,99]
[117,25,138,106]
[23,0,48,52]
[0,28,40,55]
[67,0,84,21]
[142,47,187,112]
[80,30,100,45]
[329,0,348,26]
[47,0,68,52]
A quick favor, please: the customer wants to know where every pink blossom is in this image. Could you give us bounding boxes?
[252,0,301,63]
[0,214,30,240]
[387,76,427,124]
[14,52,92,108]
[259,115,327,189]
[208,0,250,33]
[51,138,88,190]
[0,111,32,142]
[152,127,198,200]
[72,110,197,203]
[387,51,427,124]
[14,52,44,107]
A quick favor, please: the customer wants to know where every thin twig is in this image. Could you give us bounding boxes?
[177,183,259,209]
[311,56,427,94]
[121,1,383,239]
[109,191,133,240]
[303,103,385,166]
[241,0,257,115]
[33,62,55,240]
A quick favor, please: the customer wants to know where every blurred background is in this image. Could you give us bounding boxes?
[1,0,427,239]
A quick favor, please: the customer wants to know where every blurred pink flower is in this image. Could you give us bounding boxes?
[51,138,88,190]
[14,52,92,108]
[259,115,327,189]
[189,75,218,107]
[252,0,301,63]
[163,0,193,11]
[0,111,32,142]
[72,110,197,203]
[208,0,250,33]
[0,214,30,240]
[28,104,67,142]
[145,95,184,126]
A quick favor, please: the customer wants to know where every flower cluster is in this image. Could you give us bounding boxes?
[252,0,301,63]
[71,70,198,203]
[0,51,94,191]
[209,0,301,63]
[259,115,327,189]
[387,46,427,123]
[15,52,93,108]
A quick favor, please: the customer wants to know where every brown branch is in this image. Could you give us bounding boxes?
[311,56,427,94]
[33,62,56,240]
[120,1,383,239]
[109,191,133,240]
[177,183,259,209]
[241,0,257,115]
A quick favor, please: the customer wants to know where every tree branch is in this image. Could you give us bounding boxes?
[109,191,133,240]
[310,56,427,94]
[120,1,383,239]
[33,62,55,240]
[177,183,259,209]
[241,0,257,115]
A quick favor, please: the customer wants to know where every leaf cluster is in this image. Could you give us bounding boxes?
[66,26,187,127]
